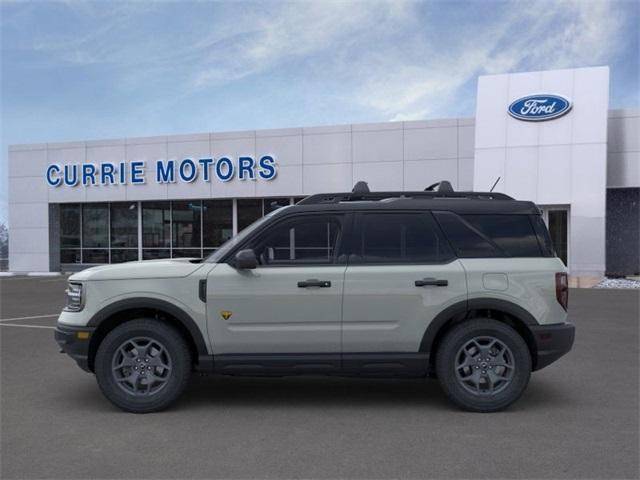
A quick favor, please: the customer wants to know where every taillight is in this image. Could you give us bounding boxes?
[555,272,568,311]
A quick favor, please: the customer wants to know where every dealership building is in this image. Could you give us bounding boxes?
[7,66,640,279]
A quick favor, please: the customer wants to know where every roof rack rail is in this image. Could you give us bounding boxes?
[297,180,514,205]
[425,180,454,193]
[352,181,370,194]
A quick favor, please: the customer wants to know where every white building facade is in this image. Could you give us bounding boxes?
[7,66,640,278]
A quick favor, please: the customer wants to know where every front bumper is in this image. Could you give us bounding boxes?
[530,322,575,371]
[54,324,95,372]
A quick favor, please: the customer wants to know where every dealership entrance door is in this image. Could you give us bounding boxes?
[541,207,569,267]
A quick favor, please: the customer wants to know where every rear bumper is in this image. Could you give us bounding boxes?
[530,322,575,371]
[54,324,95,372]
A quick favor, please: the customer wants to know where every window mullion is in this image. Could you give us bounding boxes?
[107,202,111,264]
[137,201,142,261]
[80,204,83,264]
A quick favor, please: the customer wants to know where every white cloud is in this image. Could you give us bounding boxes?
[189,1,414,89]
[348,0,626,121]
[7,0,629,121]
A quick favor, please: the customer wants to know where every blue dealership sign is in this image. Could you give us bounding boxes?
[45,155,277,187]
[508,94,572,121]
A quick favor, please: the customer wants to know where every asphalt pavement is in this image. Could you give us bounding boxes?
[1,276,638,479]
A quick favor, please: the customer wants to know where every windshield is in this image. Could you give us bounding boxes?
[204,206,290,263]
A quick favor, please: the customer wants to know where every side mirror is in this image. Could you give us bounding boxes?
[233,249,258,269]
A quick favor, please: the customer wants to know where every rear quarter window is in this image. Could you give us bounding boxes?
[434,212,543,258]
[433,211,502,258]
[530,214,555,257]
[461,214,542,257]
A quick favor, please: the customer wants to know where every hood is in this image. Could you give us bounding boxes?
[69,258,205,281]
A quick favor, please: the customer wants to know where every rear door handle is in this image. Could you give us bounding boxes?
[298,279,332,288]
[415,278,448,287]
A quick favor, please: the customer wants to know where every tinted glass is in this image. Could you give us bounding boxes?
[203,200,232,248]
[434,212,501,258]
[251,215,341,265]
[110,203,138,248]
[60,249,81,264]
[172,201,202,249]
[171,248,201,258]
[531,214,555,257]
[356,213,453,263]
[60,204,80,248]
[264,197,290,213]
[142,249,170,260]
[462,214,541,257]
[111,249,138,263]
[205,211,277,264]
[83,249,109,263]
[547,211,568,265]
[142,202,171,248]
[82,204,109,248]
[237,199,263,231]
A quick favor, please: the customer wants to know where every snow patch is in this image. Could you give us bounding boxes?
[593,278,640,289]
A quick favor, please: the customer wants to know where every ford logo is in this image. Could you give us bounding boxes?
[508,94,572,121]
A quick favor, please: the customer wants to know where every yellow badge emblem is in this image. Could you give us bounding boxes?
[220,310,233,320]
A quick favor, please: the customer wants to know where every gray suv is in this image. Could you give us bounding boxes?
[55,181,575,413]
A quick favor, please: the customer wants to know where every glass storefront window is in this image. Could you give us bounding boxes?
[59,197,298,265]
[111,203,138,248]
[60,204,81,248]
[82,249,109,263]
[172,201,202,251]
[142,202,171,248]
[202,249,217,258]
[264,197,290,213]
[83,204,109,248]
[60,249,81,264]
[111,249,138,263]
[237,199,263,231]
[60,204,81,264]
[142,249,170,260]
[203,200,233,249]
[142,201,171,260]
[171,249,201,258]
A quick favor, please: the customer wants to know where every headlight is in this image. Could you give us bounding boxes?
[64,283,84,312]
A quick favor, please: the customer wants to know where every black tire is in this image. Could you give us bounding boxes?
[435,318,531,412]
[95,319,192,413]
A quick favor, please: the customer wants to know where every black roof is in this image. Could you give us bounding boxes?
[285,181,541,215]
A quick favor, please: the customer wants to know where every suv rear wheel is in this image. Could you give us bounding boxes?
[95,319,192,413]
[436,318,531,412]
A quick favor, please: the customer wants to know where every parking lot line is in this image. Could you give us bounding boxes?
[0,323,55,329]
[0,314,59,322]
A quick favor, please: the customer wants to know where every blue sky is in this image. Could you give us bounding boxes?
[1,0,638,225]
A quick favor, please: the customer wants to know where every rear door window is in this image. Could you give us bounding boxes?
[353,212,453,264]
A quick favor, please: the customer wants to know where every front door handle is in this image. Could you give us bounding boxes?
[415,278,448,287]
[298,279,331,288]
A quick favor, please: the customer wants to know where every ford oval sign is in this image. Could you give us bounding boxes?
[508,94,572,121]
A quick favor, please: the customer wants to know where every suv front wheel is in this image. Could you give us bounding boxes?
[436,318,532,412]
[95,319,192,413]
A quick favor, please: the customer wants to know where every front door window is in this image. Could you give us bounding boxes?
[250,215,342,266]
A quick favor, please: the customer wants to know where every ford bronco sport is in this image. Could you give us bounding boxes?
[55,181,575,413]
